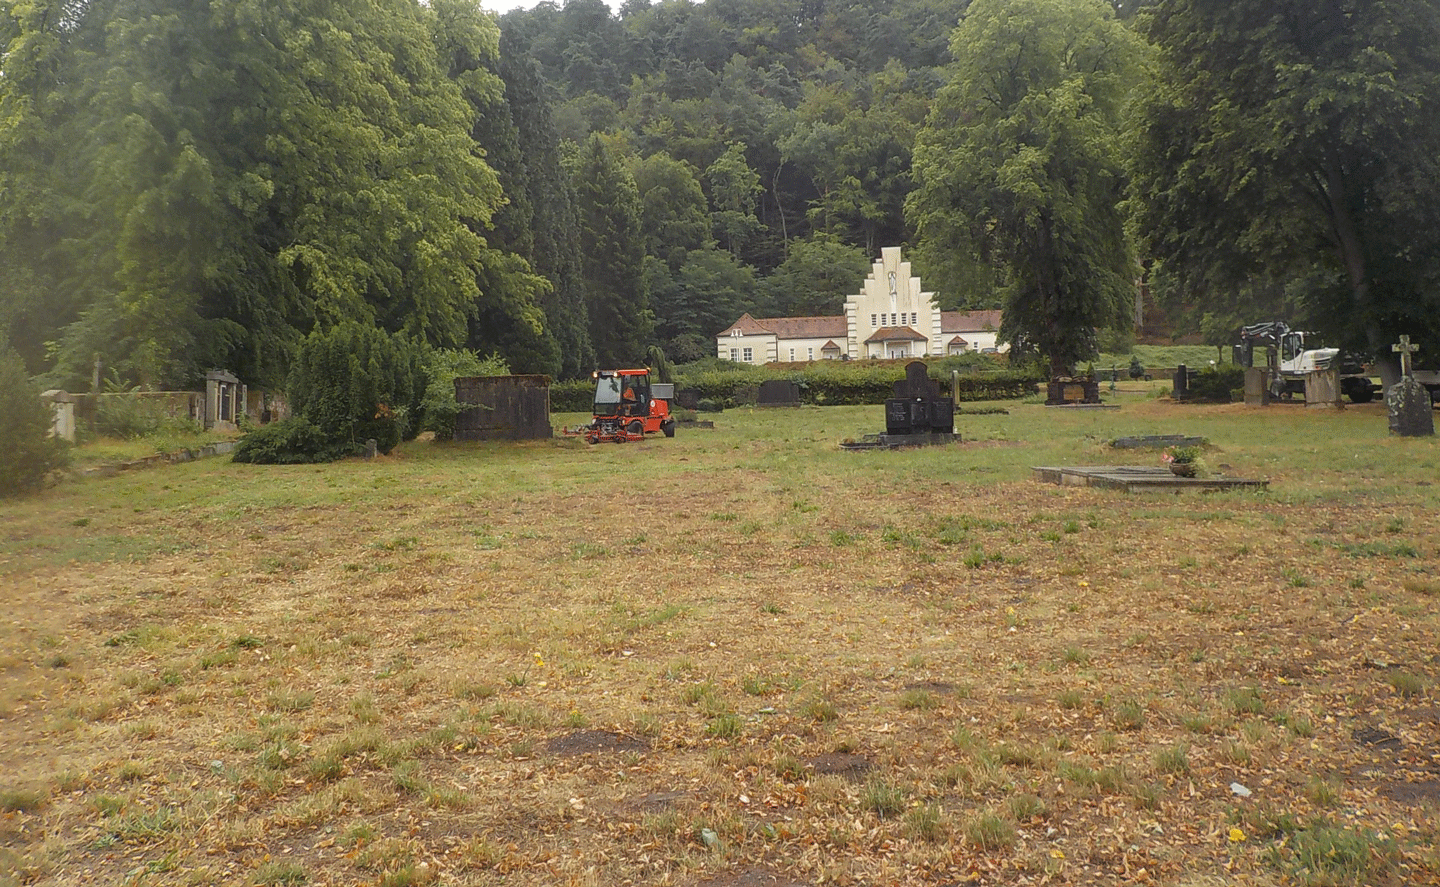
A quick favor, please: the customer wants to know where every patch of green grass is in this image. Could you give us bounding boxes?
[961,547,1007,569]
[1153,744,1190,776]
[452,679,497,701]
[800,696,838,723]
[1182,712,1217,734]
[962,810,1016,850]
[1226,686,1266,716]
[1062,646,1090,665]
[1057,689,1084,710]
[1280,711,1315,737]
[859,777,906,818]
[903,804,947,842]
[1110,699,1145,732]
[1385,671,1426,697]
[267,689,316,712]
[1006,793,1047,822]
[1282,567,1311,588]
[253,860,309,885]
[0,789,45,813]
[741,673,795,695]
[1270,820,1397,885]
[1304,775,1342,808]
[773,752,805,782]
[898,689,940,711]
[1401,577,1440,596]
[705,713,743,739]
[993,742,1046,768]
[1319,539,1421,558]
[880,525,922,549]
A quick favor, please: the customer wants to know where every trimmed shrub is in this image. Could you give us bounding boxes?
[550,379,595,413]
[287,323,424,454]
[553,356,1041,414]
[237,324,423,463]
[1187,365,1244,403]
[0,348,69,496]
[231,418,346,464]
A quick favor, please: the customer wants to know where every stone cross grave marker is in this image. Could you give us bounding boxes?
[1387,335,1434,437]
[1394,335,1419,378]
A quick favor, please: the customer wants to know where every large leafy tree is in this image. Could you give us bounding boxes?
[568,135,651,369]
[1131,0,1440,381]
[909,0,1144,377]
[0,0,531,390]
[763,236,870,318]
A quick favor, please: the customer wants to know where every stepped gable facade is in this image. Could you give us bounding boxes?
[716,247,1004,364]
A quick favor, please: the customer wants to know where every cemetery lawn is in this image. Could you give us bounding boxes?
[2,389,1438,886]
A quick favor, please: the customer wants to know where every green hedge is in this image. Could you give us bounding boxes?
[551,358,1040,412]
[1185,365,1245,403]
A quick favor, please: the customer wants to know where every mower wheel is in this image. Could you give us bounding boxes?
[627,420,644,436]
[662,419,675,438]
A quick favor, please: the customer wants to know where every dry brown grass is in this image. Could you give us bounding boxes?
[1,394,1438,886]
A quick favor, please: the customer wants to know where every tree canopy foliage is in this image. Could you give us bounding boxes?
[4,0,1436,391]
[1130,0,1440,374]
[910,0,1145,376]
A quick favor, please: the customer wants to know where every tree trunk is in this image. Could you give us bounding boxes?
[1322,157,1397,388]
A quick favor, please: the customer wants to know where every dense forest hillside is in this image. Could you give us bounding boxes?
[2,0,1436,388]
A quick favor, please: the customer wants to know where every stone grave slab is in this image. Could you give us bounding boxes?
[1043,402,1120,410]
[1033,465,1268,492]
[1110,434,1206,450]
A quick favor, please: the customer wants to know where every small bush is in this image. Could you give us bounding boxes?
[0,347,69,496]
[94,391,163,438]
[287,323,424,455]
[232,418,348,464]
[419,348,509,440]
[237,325,424,463]
[1185,365,1245,402]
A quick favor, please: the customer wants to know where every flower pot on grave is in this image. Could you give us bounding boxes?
[1169,462,1196,478]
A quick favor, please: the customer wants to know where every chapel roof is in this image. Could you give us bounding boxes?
[864,326,929,344]
[941,310,1002,333]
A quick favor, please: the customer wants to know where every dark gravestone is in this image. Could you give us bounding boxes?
[884,361,953,434]
[1388,379,1435,437]
[1046,379,1100,405]
[673,388,701,410]
[757,379,802,407]
[1173,364,1190,398]
[1388,336,1434,437]
[453,375,552,441]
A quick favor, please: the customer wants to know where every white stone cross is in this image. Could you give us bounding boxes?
[1393,335,1420,378]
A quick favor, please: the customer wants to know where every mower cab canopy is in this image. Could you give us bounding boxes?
[593,370,651,418]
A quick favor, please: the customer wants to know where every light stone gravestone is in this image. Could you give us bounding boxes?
[1305,368,1341,409]
[1387,335,1434,437]
[1243,367,1270,406]
[41,390,77,442]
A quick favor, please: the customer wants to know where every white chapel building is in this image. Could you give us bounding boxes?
[716,246,1005,364]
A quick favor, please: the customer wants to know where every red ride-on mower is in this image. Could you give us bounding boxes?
[565,369,676,444]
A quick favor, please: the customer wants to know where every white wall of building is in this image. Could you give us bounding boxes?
[844,247,938,359]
